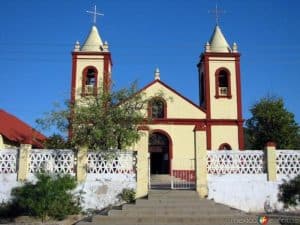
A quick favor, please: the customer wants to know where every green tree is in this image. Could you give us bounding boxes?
[278,174,300,208]
[246,96,300,149]
[37,82,153,152]
[44,134,71,149]
[10,173,81,221]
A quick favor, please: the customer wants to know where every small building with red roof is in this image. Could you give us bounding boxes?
[0,109,46,149]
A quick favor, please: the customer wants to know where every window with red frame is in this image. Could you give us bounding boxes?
[216,69,231,98]
[83,68,97,96]
[150,99,165,119]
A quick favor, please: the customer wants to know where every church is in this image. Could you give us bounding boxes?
[69,15,244,176]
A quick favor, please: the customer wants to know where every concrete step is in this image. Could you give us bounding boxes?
[122,202,236,212]
[88,214,275,225]
[135,198,217,206]
[76,189,280,225]
[108,207,242,216]
[148,190,199,198]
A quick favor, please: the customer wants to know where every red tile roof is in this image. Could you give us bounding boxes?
[0,109,46,148]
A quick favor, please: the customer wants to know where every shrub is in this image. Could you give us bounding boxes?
[119,188,136,203]
[278,174,300,208]
[0,201,23,221]
[10,173,81,221]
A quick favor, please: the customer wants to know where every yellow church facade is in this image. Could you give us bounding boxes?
[70,23,244,176]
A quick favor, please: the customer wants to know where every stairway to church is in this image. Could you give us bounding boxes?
[76,190,282,225]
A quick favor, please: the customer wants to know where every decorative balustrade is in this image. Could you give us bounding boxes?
[87,151,136,174]
[276,150,300,175]
[0,149,18,173]
[29,149,75,174]
[207,150,265,175]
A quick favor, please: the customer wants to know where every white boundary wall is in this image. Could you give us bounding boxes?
[207,150,300,212]
[0,149,136,211]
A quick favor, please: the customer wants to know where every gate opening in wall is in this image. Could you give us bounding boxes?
[171,158,196,190]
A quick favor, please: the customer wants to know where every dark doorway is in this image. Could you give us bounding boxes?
[149,132,169,174]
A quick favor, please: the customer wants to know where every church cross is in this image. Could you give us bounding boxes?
[209,3,226,25]
[86,5,104,24]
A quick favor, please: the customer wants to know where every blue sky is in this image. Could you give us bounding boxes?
[0,0,299,135]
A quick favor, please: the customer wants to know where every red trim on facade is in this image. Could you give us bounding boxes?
[72,51,112,56]
[193,123,206,131]
[137,125,150,131]
[70,54,77,103]
[172,170,195,182]
[200,52,244,150]
[207,123,212,150]
[103,54,112,93]
[266,141,277,148]
[214,67,232,99]
[81,66,98,96]
[218,143,232,150]
[137,80,206,114]
[147,97,168,119]
[204,55,211,119]
[203,52,241,58]
[146,118,243,126]
[238,121,244,150]
[235,56,244,149]
[149,129,173,174]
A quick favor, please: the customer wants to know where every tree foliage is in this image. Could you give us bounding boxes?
[9,173,81,221]
[278,174,300,208]
[44,134,71,149]
[246,96,299,149]
[37,82,152,151]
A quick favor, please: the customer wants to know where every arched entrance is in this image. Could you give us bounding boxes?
[149,131,170,174]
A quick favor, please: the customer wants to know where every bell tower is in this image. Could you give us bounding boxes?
[198,25,244,150]
[70,24,112,103]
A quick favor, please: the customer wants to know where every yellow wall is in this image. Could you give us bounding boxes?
[0,135,3,149]
[141,82,206,119]
[211,125,239,150]
[208,59,238,119]
[74,55,106,100]
[148,124,196,170]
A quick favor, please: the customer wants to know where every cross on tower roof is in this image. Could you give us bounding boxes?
[209,3,226,25]
[86,5,104,24]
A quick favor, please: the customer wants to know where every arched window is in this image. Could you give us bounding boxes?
[215,68,231,98]
[218,143,232,150]
[149,98,166,119]
[82,67,98,96]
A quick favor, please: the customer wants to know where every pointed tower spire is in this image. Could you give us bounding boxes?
[81,25,104,52]
[154,68,160,80]
[208,25,231,53]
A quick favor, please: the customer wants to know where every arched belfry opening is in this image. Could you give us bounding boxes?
[149,131,171,174]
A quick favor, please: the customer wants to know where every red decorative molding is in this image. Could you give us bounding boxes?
[146,118,242,126]
[81,66,98,97]
[238,121,244,150]
[137,125,150,131]
[103,54,112,93]
[218,143,232,150]
[266,141,277,148]
[72,52,113,57]
[203,52,241,58]
[172,170,195,182]
[137,79,206,114]
[194,123,206,131]
[70,54,77,104]
[235,56,244,149]
[147,97,168,119]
